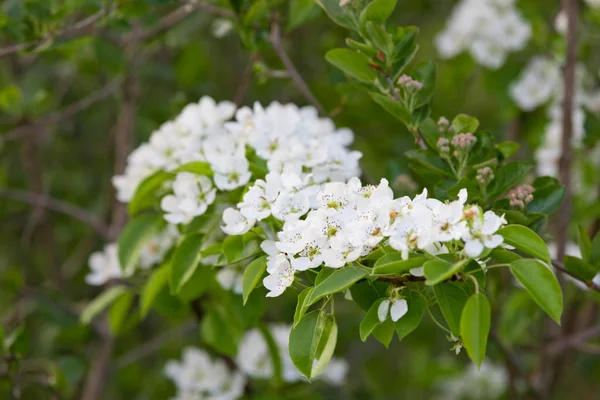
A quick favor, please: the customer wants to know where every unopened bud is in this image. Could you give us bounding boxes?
[451,133,477,149]
[476,167,494,185]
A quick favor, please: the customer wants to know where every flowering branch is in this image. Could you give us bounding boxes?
[269,15,326,115]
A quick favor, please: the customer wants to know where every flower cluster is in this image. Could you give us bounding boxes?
[113,97,361,226]
[255,178,506,297]
[164,347,246,400]
[236,324,348,385]
[508,56,599,177]
[507,184,534,209]
[85,226,178,286]
[435,0,531,69]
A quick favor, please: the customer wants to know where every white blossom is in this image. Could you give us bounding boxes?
[377,298,409,322]
[161,173,216,225]
[85,243,125,286]
[221,208,255,236]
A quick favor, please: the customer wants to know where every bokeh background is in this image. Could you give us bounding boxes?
[1,0,599,399]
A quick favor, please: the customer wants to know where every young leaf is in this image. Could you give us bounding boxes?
[294,287,315,327]
[395,290,426,341]
[128,171,173,215]
[433,282,469,336]
[495,141,520,159]
[497,225,551,264]
[372,318,395,348]
[369,92,412,126]
[413,60,436,108]
[223,235,244,262]
[140,264,169,318]
[289,309,327,380]
[242,255,268,305]
[315,0,358,30]
[424,259,468,286]
[359,0,397,25]
[80,286,128,325]
[173,161,213,176]
[372,254,426,275]
[451,114,479,134]
[460,293,491,368]
[509,259,563,324]
[108,292,134,335]
[315,267,336,285]
[577,225,592,263]
[360,298,386,341]
[118,213,163,272]
[311,315,338,379]
[288,0,319,30]
[307,266,369,306]
[169,234,204,294]
[563,256,598,282]
[325,49,378,83]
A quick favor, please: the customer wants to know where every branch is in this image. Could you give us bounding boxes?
[4,80,121,142]
[552,260,600,292]
[556,0,578,261]
[269,15,326,115]
[0,189,110,238]
[0,6,114,57]
[546,325,600,356]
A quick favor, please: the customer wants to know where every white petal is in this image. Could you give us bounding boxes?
[377,299,391,322]
[464,240,484,258]
[390,299,408,322]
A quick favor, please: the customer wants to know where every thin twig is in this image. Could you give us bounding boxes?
[546,325,600,356]
[269,14,326,115]
[0,6,114,57]
[556,0,578,261]
[4,80,121,142]
[552,260,600,292]
[0,189,110,238]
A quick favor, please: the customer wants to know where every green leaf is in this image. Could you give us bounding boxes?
[219,234,261,265]
[243,0,268,25]
[577,225,592,263]
[80,286,128,325]
[346,38,378,57]
[177,262,214,302]
[495,141,520,159]
[406,149,453,178]
[173,161,213,176]
[140,264,169,318]
[307,266,369,306]
[413,61,436,108]
[395,290,426,341]
[365,21,392,54]
[488,162,533,199]
[526,185,565,215]
[592,234,600,267]
[108,292,134,335]
[489,248,521,264]
[349,280,390,312]
[315,267,336,285]
[315,0,358,30]
[372,318,395,348]
[563,255,598,282]
[287,0,319,30]
[369,92,412,126]
[451,114,479,134]
[498,225,551,264]
[359,0,397,25]
[325,48,378,83]
[434,282,469,336]
[373,254,426,275]
[170,234,204,294]
[289,309,327,380]
[118,213,163,271]
[293,287,315,327]
[460,293,491,368]
[128,171,173,215]
[242,255,267,304]
[311,315,338,379]
[360,298,386,341]
[223,234,244,262]
[424,259,468,286]
[509,259,563,324]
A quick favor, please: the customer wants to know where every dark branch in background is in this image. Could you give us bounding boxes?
[269,15,326,115]
[4,81,121,142]
[0,189,110,238]
[0,5,115,57]
[556,0,578,261]
[552,260,600,292]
